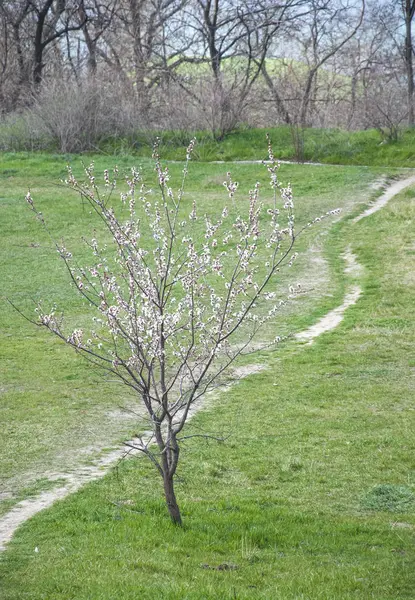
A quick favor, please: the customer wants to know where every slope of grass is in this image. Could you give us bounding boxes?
[3,124,415,167]
[118,126,415,167]
[0,164,414,597]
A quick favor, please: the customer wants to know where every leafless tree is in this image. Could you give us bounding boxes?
[0,0,33,109]
[72,0,117,76]
[28,0,88,86]
[262,0,365,130]
[175,0,313,138]
[366,0,414,128]
[401,0,415,126]
[86,0,191,119]
[2,0,412,140]
[0,0,87,102]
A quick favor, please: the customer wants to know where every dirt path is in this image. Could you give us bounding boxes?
[295,248,362,344]
[1,175,414,552]
[353,175,415,223]
[168,159,415,170]
[0,444,139,551]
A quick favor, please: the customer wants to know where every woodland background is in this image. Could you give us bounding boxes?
[0,0,413,151]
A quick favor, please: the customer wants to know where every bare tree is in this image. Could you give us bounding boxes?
[364,0,414,129]
[176,0,312,139]
[262,0,365,129]
[0,0,32,109]
[0,0,88,97]
[366,71,407,141]
[30,0,88,86]
[73,0,118,76]
[88,0,190,118]
[402,0,415,126]
[299,0,365,127]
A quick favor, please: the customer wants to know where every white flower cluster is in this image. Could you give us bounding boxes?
[37,138,340,424]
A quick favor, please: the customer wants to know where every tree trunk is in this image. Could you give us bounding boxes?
[155,417,182,526]
[261,64,292,125]
[33,24,44,87]
[299,68,317,129]
[163,471,182,526]
[405,1,414,127]
[348,72,357,130]
[33,0,54,88]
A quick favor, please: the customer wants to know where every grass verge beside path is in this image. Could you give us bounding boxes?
[101,126,415,167]
[4,125,415,167]
[0,171,414,596]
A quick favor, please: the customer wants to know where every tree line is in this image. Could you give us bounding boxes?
[0,0,413,148]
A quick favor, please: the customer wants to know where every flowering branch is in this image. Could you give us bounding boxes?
[20,138,340,525]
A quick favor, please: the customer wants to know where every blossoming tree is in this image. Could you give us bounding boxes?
[23,138,338,525]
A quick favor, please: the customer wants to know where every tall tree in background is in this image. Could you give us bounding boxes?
[74,0,117,76]
[30,0,87,86]
[0,0,87,95]
[183,0,312,138]
[1,0,413,142]
[403,0,415,126]
[261,0,365,129]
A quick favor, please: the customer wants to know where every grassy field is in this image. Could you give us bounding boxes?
[0,150,414,598]
[0,152,383,512]
[113,126,415,168]
[3,124,415,167]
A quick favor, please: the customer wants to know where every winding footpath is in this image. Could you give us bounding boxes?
[353,176,415,222]
[1,174,415,552]
[295,248,362,344]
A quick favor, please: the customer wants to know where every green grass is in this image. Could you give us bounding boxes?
[0,153,386,512]
[3,123,415,167]
[1,153,414,598]
[136,126,415,167]
[0,153,385,512]
[5,124,415,167]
